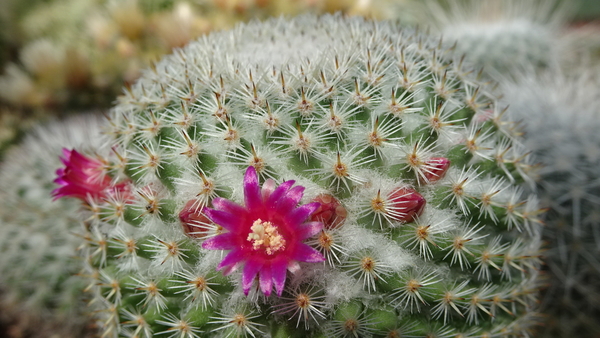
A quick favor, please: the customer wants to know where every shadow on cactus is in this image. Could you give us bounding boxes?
[54,14,546,337]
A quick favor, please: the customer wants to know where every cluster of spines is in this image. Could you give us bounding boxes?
[0,116,109,337]
[69,15,544,337]
[499,68,600,337]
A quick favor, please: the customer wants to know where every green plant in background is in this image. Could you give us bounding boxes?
[501,67,600,338]
[53,14,545,337]
[0,0,407,112]
[0,0,214,111]
[0,114,106,337]
[571,0,600,21]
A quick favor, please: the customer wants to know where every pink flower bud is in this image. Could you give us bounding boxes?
[310,193,347,229]
[421,157,450,184]
[53,148,131,202]
[388,187,426,223]
[179,199,212,239]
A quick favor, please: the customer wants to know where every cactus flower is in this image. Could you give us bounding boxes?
[202,166,325,296]
[53,148,130,201]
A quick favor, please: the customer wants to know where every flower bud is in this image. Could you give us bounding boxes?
[388,187,426,223]
[310,193,347,229]
[421,157,450,184]
[179,199,211,239]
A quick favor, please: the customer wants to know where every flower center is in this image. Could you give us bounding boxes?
[247,219,286,255]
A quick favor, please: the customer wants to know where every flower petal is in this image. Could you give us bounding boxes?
[266,179,295,206]
[242,259,264,295]
[272,259,288,296]
[201,233,237,250]
[288,202,320,224]
[204,209,245,232]
[259,263,273,296]
[212,197,246,214]
[216,249,244,272]
[244,166,262,211]
[261,179,276,200]
[287,261,301,274]
[276,185,304,214]
[292,243,326,263]
[298,221,323,240]
[221,263,241,276]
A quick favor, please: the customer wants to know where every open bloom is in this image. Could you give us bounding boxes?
[202,166,325,296]
[53,148,130,201]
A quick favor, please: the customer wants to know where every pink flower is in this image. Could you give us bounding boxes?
[53,148,130,201]
[202,167,325,296]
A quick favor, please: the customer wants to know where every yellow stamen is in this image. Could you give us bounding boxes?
[247,219,286,255]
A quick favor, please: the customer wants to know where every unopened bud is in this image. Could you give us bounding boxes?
[388,187,426,223]
[310,193,347,229]
[179,199,211,239]
[421,157,450,184]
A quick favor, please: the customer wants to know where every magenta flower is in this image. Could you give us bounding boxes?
[53,148,130,201]
[202,166,325,296]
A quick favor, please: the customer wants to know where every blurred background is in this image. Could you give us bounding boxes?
[1,0,599,159]
[1,0,600,337]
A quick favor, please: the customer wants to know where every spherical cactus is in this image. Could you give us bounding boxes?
[419,0,567,75]
[502,68,600,337]
[56,15,545,337]
[0,114,105,337]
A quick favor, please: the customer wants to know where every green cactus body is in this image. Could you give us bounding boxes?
[62,15,544,337]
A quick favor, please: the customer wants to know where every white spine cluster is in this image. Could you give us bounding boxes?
[0,114,106,337]
[502,67,600,337]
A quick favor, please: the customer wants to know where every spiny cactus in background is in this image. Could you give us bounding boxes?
[57,15,545,337]
[0,115,106,337]
[417,0,568,75]
[501,68,600,338]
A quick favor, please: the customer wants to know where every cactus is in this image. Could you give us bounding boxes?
[56,15,545,337]
[0,114,107,337]
[417,0,568,75]
[501,67,600,337]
